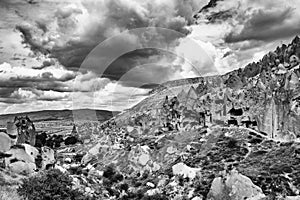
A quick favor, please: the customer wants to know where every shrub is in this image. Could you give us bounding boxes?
[142,193,169,200]
[18,169,90,200]
[0,186,23,200]
[103,165,115,179]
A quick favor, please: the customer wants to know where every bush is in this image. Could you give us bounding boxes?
[142,193,169,200]
[103,165,115,179]
[18,169,90,200]
[0,186,23,200]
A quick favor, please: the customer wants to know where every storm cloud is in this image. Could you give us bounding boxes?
[225,7,300,43]
[16,0,205,72]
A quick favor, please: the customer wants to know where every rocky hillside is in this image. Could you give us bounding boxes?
[115,36,300,141]
[52,35,300,199]
[1,37,300,200]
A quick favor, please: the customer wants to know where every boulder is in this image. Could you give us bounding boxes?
[192,197,203,200]
[9,161,36,175]
[41,146,55,169]
[286,196,300,200]
[81,143,102,165]
[207,170,265,200]
[138,153,150,166]
[172,162,201,179]
[5,146,35,166]
[166,146,177,154]
[0,132,12,152]
[22,144,39,161]
[146,182,155,188]
[6,121,18,145]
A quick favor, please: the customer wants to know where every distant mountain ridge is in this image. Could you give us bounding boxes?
[0,109,118,126]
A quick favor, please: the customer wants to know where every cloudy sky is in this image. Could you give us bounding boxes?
[0,0,299,114]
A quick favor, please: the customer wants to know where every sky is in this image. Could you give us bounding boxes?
[0,0,299,114]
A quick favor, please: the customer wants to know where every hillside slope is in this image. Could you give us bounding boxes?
[114,36,300,141]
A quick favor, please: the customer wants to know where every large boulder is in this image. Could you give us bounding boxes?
[0,122,18,152]
[3,144,39,175]
[207,170,265,200]
[5,146,35,165]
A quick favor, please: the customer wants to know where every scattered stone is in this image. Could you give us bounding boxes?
[192,197,203,200]
[65,157,72,163]
[146,182,155,188]
[166,146,177,154]
[138,153,150,166]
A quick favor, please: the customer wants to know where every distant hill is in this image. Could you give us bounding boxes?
[0,109,118,126]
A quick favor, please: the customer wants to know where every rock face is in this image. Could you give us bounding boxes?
[207,170,265,200]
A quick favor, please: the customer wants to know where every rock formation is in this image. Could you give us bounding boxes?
[14,116,36,146]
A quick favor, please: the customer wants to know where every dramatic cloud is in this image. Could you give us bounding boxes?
[33,59,56,69]
[15,0,206,71]
[197,0,300,43]
[0,62,77,103]
[192,0,300,73]
[0,0,300,113]
[225,7,300,43]
[102,49,184,86]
